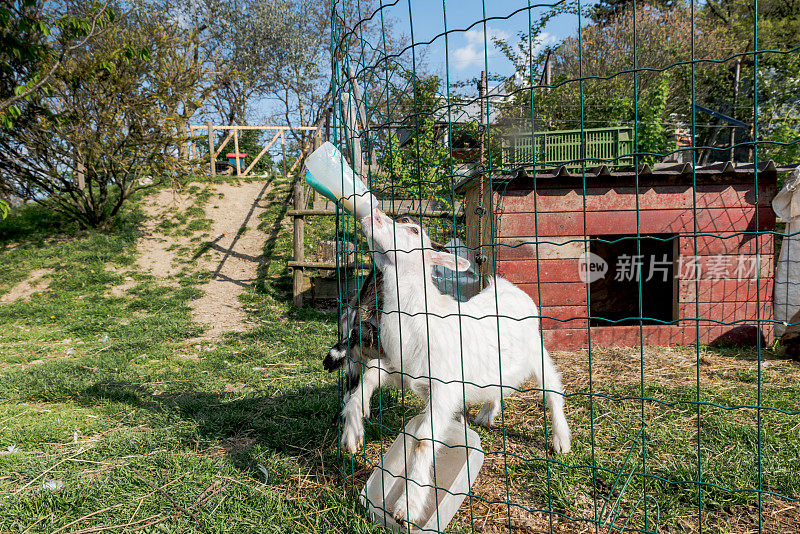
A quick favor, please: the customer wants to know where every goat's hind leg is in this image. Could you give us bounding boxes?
[535,350,572,453]
[474,399,500,428]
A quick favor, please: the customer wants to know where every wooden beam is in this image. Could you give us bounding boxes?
[286,208,461,218]
[207,122,215,177]
[213,130,234,160]
[233,129,241,176]
[288,261,369,270]
[189,125,319,131]
[242,131,281,177]
[292,180,305,307]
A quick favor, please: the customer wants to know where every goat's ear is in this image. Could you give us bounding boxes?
[429,250,471,272]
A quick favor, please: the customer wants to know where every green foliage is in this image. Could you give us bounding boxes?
[0,9,205,227]
[0,1,114,129]
[0,198,7,219]
[377,116,452,203]
[375,74,455,203]
[638,76,676,165]
[590,0,685,25]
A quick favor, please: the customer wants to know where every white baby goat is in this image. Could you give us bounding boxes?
[340,208,571,527]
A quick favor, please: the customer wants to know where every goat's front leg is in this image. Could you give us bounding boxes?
[340,358,397,453]
[392,384,459,527]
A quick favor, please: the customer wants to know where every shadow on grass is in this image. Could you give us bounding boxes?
[81,378,343,476]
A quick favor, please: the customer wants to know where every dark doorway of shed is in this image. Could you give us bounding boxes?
[589,234,676,326]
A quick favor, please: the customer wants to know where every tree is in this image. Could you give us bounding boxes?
[376,75,457,203]
[0,1,113,218]
[589,0,684,25]
[0,1,113,128]
[495,4,737,164]
[702,0,800,165]
[0,9,203,227]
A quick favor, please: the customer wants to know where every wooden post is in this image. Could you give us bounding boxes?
[233,128,241,176]
[292,179,305,307]
[729,58,741,163]
[341,92,364,179]
[478,70,486,167]
[281,129,286,177]
[207,122,216,178]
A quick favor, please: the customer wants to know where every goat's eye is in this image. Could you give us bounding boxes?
[409,227,419,235]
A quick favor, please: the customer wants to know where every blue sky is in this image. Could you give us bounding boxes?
[382,0,581,89]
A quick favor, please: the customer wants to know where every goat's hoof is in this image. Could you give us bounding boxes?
[392,510,406,528]
[341,424,364,453]
[552,433,572,454]
[392,492,423,528]
[474,412,492,428]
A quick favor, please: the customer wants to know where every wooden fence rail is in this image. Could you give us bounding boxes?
[188,124,320,179]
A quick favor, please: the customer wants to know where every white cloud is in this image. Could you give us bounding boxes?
[531,32,557,55]
[453,28,510,71]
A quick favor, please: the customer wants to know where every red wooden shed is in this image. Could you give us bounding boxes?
[456,161,783,351]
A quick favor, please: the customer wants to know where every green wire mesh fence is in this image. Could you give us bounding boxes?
[327,0,800,532]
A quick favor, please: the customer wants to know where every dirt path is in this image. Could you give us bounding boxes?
[136,180,273,339]
[190,181,271,338]
[0,268,53,304]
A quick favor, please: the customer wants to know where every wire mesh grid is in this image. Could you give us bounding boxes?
[328,0,800,532]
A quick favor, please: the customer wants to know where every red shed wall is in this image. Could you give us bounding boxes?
[492,183,775,351]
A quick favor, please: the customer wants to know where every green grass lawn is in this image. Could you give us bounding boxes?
[0,177,798,533]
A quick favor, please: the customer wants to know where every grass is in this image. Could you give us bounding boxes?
[0,177,799,533]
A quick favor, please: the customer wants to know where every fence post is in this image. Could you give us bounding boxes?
[282,130,287,177]
[233,128,241,176]
[293,180,305,307]
[207,122,216,178]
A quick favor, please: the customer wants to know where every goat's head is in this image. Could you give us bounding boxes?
[360,209,470,276]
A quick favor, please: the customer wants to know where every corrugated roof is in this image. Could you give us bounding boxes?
[454,161,798,193]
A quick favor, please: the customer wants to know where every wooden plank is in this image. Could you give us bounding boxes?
[288,260,368,270]
[498,183,775,213]
[213,130,234,160]
[678,279,773,303]
[678,233,774,256]
[497,259,582,284]
[516,282,589,307]
[242,130,281,177]
[539,305,589,329]
[497,236,587,261]
[679,301,772,323]
[542,323,774,351]
[499,207,776,237]
[675,253,774,280]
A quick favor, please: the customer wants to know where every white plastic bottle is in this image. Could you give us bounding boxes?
[304,142,379,219]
